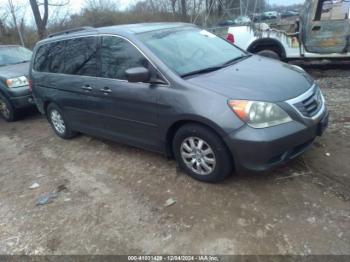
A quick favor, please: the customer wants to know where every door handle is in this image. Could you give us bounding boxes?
[312,26,321,31]
[81,85,92,91]
[100,87,112,94]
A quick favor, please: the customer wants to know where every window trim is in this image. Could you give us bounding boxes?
[314,0,350,21]
[32,33,170,87]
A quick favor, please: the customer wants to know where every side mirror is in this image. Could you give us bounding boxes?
[125,67,150,83]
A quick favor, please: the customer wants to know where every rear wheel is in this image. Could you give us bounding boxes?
[173,124,233,183]
[47,103,77,139]
[0,94,16,122]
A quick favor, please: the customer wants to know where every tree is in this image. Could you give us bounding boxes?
[29,0,69,39]
[8,0,25,46]
[29,0,49,39]
[170,0,177,15]
[85,0,118,11]
[180,0,187,19]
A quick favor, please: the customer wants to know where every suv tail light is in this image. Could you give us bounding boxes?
[226,33,235,44]
[28,79,33,92]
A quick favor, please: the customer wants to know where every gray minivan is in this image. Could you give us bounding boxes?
[29,23,328,182]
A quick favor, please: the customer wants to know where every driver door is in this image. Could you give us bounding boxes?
[90,35,165,152]
[303,0,350,54]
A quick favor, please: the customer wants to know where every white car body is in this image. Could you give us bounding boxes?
[227,24,350,59]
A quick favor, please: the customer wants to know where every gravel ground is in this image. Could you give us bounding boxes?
[0,67,349,255]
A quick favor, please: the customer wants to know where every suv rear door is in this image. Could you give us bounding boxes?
[302,0,350,53]
[58,36,101,130]
[33,36,103,131]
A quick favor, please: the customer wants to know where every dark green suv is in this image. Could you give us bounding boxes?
[0,45,34,121]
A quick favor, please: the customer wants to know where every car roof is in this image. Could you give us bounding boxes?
[100,22,193,34]
[39,22,195,45]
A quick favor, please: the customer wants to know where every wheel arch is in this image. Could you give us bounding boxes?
[40,99,56,116]
[164,117,230,159]
[247,38,286,59]
[0,86,10,100]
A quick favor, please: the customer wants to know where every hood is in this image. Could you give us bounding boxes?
[0,62,30,79]
[186,56,314,102]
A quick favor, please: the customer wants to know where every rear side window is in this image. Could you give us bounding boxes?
[315,1,350,21]
[34,41,65,73]
[34,37,99,76]
[100,36,148,80]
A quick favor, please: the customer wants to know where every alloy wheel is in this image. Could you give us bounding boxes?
[50,109,66,134]
[180,136,216,176]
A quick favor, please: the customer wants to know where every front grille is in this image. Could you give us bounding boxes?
[293,88,322,117]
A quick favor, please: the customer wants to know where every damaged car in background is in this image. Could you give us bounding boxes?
[226,0,350,60]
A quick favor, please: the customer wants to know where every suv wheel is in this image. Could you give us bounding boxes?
[47,103,77,139]
[173,124,233,183]
[0,94,16,122]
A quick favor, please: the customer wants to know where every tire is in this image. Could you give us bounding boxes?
[173,124,233,183]
[257,50,281,60]
[0,93,17,122]
[47,103,77,139]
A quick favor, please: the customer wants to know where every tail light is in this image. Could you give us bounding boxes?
[28,79,33,92]
[226,33,235,44]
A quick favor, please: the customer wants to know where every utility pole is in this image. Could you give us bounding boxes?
[8,0,25,47]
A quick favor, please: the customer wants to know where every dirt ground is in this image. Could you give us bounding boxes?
[0,66,349,255]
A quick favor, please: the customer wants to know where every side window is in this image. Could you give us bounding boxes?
[315,1,350,21]
[34,41,65,73]
[34,45,49,72]
[100,36,148,80]
[64,37,99,77]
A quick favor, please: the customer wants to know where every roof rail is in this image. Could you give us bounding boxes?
[48,27,95,38]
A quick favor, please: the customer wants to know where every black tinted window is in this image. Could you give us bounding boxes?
[34,37,98,76]
[101,36,148,80]
[34,41,65,73]
[64,37,98,76]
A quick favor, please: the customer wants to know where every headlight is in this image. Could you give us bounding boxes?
[228,100,292,128]
[6,76,29,88]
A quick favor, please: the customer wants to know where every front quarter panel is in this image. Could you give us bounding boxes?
[157,80,245,143]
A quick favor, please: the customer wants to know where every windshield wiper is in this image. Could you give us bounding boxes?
[221,54,251,67]
[181,54,251,78]
[181,65,224,78]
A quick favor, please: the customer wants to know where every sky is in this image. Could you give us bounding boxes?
[1,0,305,14]
[0,0,305,25]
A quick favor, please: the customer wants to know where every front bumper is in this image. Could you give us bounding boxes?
[10,94,34,108]
[5,85,34,109]
[224,110,329,172]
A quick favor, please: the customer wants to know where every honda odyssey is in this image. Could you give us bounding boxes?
[29,23,328,182]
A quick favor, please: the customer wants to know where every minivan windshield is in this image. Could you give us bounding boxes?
[138,27,247,77]
[0,46,32,67]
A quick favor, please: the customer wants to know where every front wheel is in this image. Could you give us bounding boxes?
[173,124,233,183]
[47,103,77,139]
[0,94,16,122]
